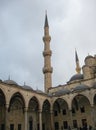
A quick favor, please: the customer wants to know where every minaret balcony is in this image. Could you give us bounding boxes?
[43,67,53,74]
[43,36,51,42]
[43,50,52,56]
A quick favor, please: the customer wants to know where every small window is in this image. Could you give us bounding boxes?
[54,110,58,116]
[10,124,14,130]
[37,123,39,130]
[1,124,5,130]
[73,120,78,128]
[80,106,85,113]
[63,121,68,129]
[18,124,21,130]
[72,108,75,113]
[54,122,59,130]
[62,109,66,115]
[82,119,87,128]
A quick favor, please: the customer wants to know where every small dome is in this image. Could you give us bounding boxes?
[36,89,44,93]
[85,55,94,61]
[69,74,83,82]
[21,85,33,90]
[4,80,18,85]
[55,89,71,96]
[72,84,89,92]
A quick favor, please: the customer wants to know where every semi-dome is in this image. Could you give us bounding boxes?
[72,84,89,92]
[69,74,83,82]
[4,79,18,85]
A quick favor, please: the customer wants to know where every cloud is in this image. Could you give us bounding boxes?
[0,0,96,90]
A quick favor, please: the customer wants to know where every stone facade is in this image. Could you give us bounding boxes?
[0,14,96,130]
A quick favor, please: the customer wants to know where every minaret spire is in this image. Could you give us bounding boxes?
[75,49,81,74]
[43,12,53,93]
[44,11,49,28]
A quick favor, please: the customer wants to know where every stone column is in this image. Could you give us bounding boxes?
[24,107,28,130]
[69,109,73,129]
[91,105,95,127]
[39,110,42,130]
[50,110,54,130]
[5,104,9,130]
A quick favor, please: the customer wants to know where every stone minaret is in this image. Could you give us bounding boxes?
[75,49,81,73]
[42,13,53,93]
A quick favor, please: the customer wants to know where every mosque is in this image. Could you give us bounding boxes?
[0,14,96,130]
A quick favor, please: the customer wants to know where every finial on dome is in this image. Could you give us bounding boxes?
[8,75,10,80]
[24,82,26,86]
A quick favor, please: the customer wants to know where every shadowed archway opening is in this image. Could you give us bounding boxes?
[42,99,51,130]
[28,96,39,130]
[71,94,91,129]
[8,92,25,130]
[53,98,69,130]
[9,92,25,112]
[93,94,96,126]
[0,89,6,130]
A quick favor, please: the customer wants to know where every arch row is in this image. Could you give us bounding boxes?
[0,84,96,130]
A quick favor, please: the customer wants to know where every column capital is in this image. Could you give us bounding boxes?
[91,104,95,108]
[38,109,42,113]
[69,109,72,112]
[24,107,28,112]
[50,109,54,114]
[5,104,9,109]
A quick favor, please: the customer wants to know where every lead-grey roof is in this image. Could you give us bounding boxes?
[36,89,44,93]
[54,89,71,96]
[4,80,18,85]
[69,74,83,82]
[72,84,89,92]
[21,85,33,90]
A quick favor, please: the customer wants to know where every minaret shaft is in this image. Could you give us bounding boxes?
[43,14,53,93]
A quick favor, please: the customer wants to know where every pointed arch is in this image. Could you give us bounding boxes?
[42,99,51,112]
[28,96,39,111]
[0,88,6,106]
[53,98,69,113]
[71,94,91,109]
[9,92,25,112]
[93,94,96,105]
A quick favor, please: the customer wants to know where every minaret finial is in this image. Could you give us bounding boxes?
[75,48,79,62]
[45,10,47,15]
[75,49,81,74]
[44,10,49,28]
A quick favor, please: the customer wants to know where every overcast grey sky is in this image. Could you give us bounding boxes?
[0,0,96,91]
